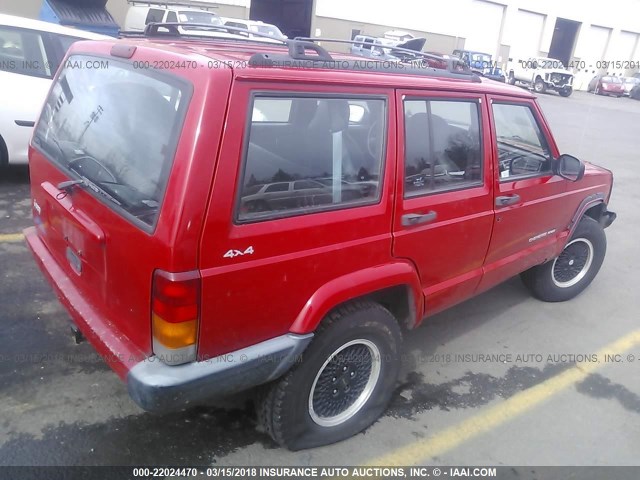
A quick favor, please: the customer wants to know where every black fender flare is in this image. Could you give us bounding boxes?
[567,193,606,238]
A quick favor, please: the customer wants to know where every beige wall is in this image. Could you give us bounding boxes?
[310,15,465,55]
[0,0,41,19]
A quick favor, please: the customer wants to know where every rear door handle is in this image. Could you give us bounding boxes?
[495,194,521,207]
[401,211,437,227]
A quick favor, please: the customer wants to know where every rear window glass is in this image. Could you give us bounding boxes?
[33,55,190,229]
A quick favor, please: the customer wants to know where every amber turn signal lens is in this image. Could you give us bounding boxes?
[152,313,197,349]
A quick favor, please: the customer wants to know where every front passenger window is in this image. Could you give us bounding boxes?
[492,103,552,179]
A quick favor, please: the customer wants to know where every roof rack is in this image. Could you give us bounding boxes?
[126,22,481,82]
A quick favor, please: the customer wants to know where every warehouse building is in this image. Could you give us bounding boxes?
[3,0,640,87]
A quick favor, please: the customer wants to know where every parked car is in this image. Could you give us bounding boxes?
[587,74,625,97]
[123,4,248,41]
[222,18,286,41]
[25,29,616,451]
[124,5,223,32]
[452,49,505,82]
[507,57,573,96]
[0,14,108,167]
[621,76,640,96]
[240,179,369,215]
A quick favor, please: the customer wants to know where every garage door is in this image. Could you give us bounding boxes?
[464,0,504,57]
[575,25,611,65]
[509,9,545,60]
[606,30,639,74]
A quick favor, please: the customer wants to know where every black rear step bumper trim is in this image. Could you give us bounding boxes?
[601,210,616,229]
[127,333,313,412]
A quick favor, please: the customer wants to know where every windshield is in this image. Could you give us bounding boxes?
[33,56,190,229]
[250,24,285,38]
[178,11,222,25]
[471,53,491,63]
[603,76,621,83]
[623,77,640,84]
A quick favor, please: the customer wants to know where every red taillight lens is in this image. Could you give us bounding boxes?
[152,270,200,351]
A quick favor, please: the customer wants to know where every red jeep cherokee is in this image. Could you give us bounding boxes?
[24,27,616,450]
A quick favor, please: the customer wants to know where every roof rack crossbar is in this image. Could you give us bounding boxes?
[294,36,471,75]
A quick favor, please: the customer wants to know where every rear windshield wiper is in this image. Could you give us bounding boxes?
[65,167,123,207]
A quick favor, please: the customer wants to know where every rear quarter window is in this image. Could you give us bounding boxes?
[236,95,386,223]
[33,55,191,230]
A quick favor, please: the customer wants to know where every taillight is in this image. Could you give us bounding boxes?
[151,269,200,365]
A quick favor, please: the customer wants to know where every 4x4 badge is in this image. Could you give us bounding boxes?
[223,246,255,259]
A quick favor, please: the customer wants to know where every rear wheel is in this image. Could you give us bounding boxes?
[534,78,546,93]
[521,216,606,302]
[256,301,402,450]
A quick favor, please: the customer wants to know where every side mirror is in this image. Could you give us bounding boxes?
[555,154,585,182]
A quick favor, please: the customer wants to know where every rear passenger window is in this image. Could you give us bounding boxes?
[403,99,482,197]
[237,96,386,222]
[0,26,50,78]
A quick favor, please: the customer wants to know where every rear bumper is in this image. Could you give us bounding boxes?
[24,226,146,379]
[26,226,315,412]
[127,333,313,412]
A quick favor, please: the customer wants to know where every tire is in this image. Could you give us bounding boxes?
[521,216,606,302]
[256,300,402,450]
[508,72,516,85]
[534,78,546,93]
[0,135,8,168]
[559,87,572,97]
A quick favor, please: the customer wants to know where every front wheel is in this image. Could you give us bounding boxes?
[534,78,546,93]
[256,301,402,450]
[559,87,573,97]
[521,216,607,302]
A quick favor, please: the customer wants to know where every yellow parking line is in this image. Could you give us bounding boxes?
[0,233,24,243]
[366,329,640,466]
